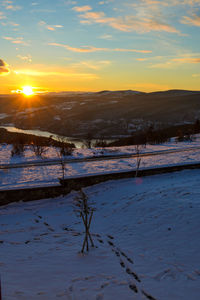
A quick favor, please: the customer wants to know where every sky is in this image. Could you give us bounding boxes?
[0,0,200,93]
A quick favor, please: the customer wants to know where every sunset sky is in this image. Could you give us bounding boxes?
[0,0,200,93]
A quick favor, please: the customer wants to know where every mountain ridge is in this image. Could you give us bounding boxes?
[0,89,200,138]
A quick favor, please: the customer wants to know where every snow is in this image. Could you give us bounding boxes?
[1,169,200,299]
[54,116,61,121]
[1,136,200,166]
[1,138,200,189]
[16,107,45,116]
[0,113,8,120]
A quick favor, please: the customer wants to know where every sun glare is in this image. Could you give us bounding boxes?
[22,86,34,96]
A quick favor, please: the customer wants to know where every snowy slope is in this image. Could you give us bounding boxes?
[1,143,200,190]
[1,136,200,165]
[0,169,200,299]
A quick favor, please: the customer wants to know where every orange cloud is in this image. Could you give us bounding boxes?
[136,58,148,61]
[39,21,63,31]
[172,57,200,63]
[138,0,169,6]
[48,42,152,53]
[49,43,107,52]
[181,14,200,26]
[5,4,21,10]
[2,1,21,10]
[1,21,19,26]
[183,0,200,4]
[2,36,29,46]
[72,5,92,12]
[114,48,152,53]
[149,55,200,68]
[136,0,200,6]
[78,10,181,34]
[14,69,98,79]
[71,60,111,70]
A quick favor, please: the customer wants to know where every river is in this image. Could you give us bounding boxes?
[0,126,115,148]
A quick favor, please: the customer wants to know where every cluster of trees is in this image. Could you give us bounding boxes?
[109,119,200,147]
[10,135,75,158]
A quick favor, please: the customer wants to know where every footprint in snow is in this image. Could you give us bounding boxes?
[120,260,125,268]
[107,234,114,239]
[126,268,141,282]
[100,282,109,289]
[142,290,157,300]
[129,283,138,293]
[96,293,104,300]
[98,239,104,244]
[107,240,114,246]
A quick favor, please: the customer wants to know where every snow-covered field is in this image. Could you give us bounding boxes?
[1,138,200,189]
[1,169,200,299]
[1,137,200,165]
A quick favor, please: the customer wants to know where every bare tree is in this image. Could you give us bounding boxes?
[93,135,109,148]
[83,131,94,149]
[56,137,74,182]
[56,147,67,182]
[31,143,47,158]
[135,144,143,177]
[74,189,95,253]
[10,137,26,157]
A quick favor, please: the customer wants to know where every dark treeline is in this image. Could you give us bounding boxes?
[109,120,200,147]
[1,119,200,151]
[0,128,75,148]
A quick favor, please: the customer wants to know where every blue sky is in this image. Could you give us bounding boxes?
[0,0,200,93]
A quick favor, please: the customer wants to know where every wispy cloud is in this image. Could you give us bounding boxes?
[172,57,200,63]
[181,14,200,26]
[72,5,92,12]
[98,0,115,4]
[75,9,181,34]
[71,60,111,70]
[99,33,113,40]
[182,0,200,5]
[38,21,63,31]
[14,69,98,79]
[2,36,29,46]
[5,4,21,10]
[0,59,10,75]
[17,54,32,62]
[48,42,152,53]
[64,0,77,5]
[114,48,152,53]
[0,11,6,19]
[148,54,200,68]
[133,0,200,7]
[136,58,148,61]
[1,0,21,11]
[1,21,19,26]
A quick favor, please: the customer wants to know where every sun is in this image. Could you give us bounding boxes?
[22,86,34,96]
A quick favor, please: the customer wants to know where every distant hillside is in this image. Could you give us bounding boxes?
[0,89,200,138]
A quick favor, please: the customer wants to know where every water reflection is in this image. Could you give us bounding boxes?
[0,126,115,149]
[0,126,86,148]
